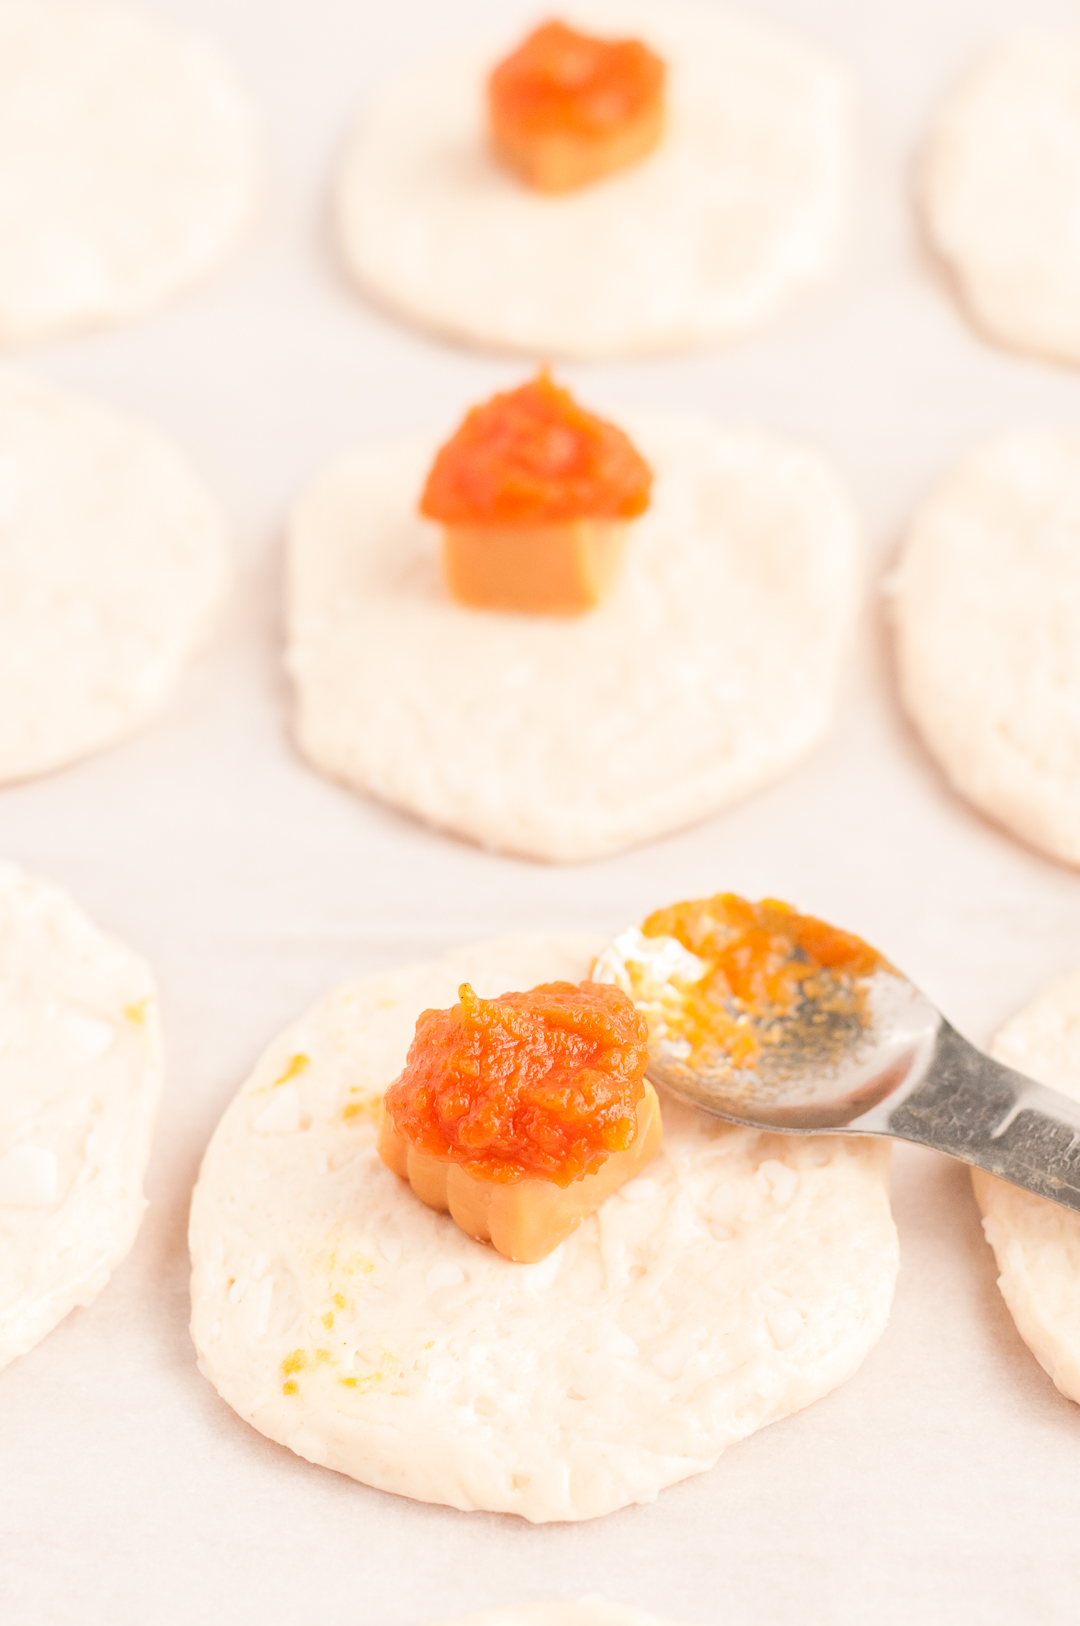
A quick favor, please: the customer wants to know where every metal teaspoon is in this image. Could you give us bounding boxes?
[597,917,1080,1214]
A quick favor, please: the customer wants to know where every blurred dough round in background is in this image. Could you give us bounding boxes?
[335,0,853,359]
[0,0,259,345]
[428,1602,693,1626]
[189,934,898,1524]
[921,32,1080,364]
[972,965,1080,1404]
[892,431,1080,868]
[285,417,860,863]
[0,369,230,784]
[0,863,163,1371]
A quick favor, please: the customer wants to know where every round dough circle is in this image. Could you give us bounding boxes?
[335,0,853,358]
[189,935,898,1524]
[429,1602,690,1626]
[0,369,231,784]
[893,430,1080,867]
[972,966,1080,1403]
[0,0,259,345]
[0,863,163,1369]
[921,33,1080,364]
[286,417,860,863]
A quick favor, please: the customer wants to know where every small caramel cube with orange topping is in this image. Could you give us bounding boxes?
[489,20,665,194]
[419,371,652,616]
[440,518,627,615]
[378,979,662,1262]
[378,1084,662,1262]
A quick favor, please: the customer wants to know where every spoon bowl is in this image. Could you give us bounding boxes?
[595,905,1080,1214]
[645,965,941,1131]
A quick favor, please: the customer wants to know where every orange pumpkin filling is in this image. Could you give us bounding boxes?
[419,371,652,614]
[641,893,886,1074]
[378,979,662,1261]
[488,19,666,193]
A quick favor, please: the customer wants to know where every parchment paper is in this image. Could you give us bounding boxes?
[4,0,1080,1621]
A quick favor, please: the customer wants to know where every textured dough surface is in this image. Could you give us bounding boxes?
[429,1600,691,1626]
[0,864,163,1369]
[189,936,898,1524]
[0,369,230,783]
[892,431,1080,867]
[972,966,1080,1403]
[335,0,852,358]
[286,417,859,863]
[0,0,259,344]
[922,33,1080,364]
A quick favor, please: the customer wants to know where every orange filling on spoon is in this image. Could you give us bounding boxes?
[488,19,666,193]
[419,371,652,614]
[642,893,887,1074]
[378,979,661,1261]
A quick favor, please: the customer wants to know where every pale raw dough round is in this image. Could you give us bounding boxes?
[0,0,259,345]
[0,369,231,784]
[921,33,1080,364]
[286,417,860,863]
[189,935,898,1524]
[972,966,1080,1403]
[0,863,163,1369]
[428,1600,690,1626]
[335,0,853,358]
[892,430,1080,867]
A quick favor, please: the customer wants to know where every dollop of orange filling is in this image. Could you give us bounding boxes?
[643,893,885,1071]
[382,979,649,1186]
[489,20,665,145]
[419,371,652,526]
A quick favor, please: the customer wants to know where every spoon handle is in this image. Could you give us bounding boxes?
[883,1020,1080,1211]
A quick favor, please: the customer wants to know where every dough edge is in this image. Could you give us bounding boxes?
[892,429,1080,868]
[0,862,165,1369]
[0,0,261,345]
[426,1599,695,1626]
[920,30,1080,365]
[190,933,898,1523]
[335,0,853,358]
[286,417,860,863]
[0,366,232,785]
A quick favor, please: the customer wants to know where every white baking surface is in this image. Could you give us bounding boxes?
[4,0,1080,1622]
